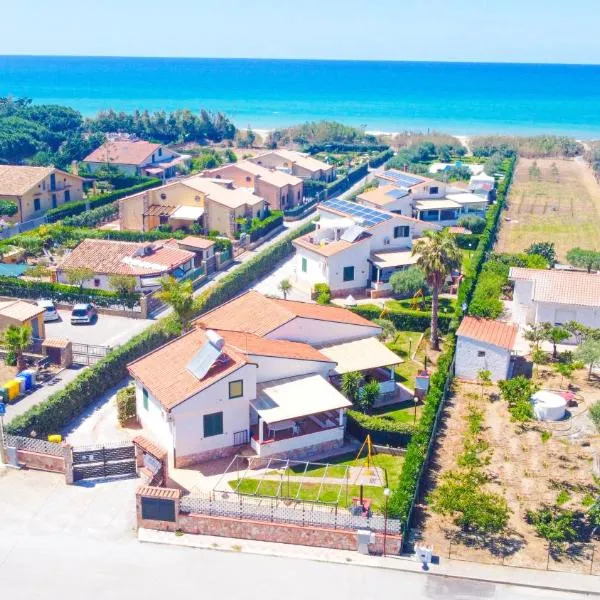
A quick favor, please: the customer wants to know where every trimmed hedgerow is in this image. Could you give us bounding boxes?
[346,409,415,447]
[351,303,452,334]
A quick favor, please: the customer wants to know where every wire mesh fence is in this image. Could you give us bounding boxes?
[180,493,402,535]
[4,434,64,457]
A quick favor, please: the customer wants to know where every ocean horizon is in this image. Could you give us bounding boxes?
[2,55,600,138]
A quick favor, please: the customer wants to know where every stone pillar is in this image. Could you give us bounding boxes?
[139,294,148,320]
[338,409,344,427]
[259,418,264,443]
[389,367,395,381]
[63,443,74,485]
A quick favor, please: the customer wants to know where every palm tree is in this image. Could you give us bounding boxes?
[2,324,32,371]
[156,276,195,332]
[412,229,461,350]
[278,279,292,300]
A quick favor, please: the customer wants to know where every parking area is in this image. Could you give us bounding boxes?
[252,254,310,301]
[45,310,154,348]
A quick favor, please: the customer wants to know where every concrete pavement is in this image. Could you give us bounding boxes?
[0,468,589,600]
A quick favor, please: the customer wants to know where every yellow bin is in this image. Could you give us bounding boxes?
[6,379,20,402]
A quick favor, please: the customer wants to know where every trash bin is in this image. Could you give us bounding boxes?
[17,371,32,391]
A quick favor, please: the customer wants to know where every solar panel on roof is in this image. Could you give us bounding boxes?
[187,338,222,380]
[340,225,365,243]
[321,198,393,228]
[381,170,425,187]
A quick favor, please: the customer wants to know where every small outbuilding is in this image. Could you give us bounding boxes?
[456,316,518,382]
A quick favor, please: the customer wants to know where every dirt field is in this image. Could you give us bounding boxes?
[496,157,600,261]
[415,371,600,575]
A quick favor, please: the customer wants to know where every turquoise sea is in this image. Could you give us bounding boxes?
[1,56,600,137]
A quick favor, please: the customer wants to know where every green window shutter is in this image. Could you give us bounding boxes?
[203,412,224,437]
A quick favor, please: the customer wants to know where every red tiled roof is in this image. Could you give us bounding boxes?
[196,291,376,336]
[216,329,334,363]
[59,239,194,277]
[84,140,163,166]
[457,316,518,350]
[177,236,216,250]
[127,328,252,410]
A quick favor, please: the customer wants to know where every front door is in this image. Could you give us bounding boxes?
[51,194,57,208]
[64,189,70,203]
[30,317,39,339]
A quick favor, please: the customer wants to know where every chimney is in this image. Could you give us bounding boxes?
[71,160,79,176]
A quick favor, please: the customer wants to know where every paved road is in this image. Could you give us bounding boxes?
[0,469,590,600]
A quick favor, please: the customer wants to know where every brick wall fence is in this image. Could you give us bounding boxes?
[136,486,402,555]
[16,448,65,473]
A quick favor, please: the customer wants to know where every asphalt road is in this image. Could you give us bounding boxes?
[0,469,590,600]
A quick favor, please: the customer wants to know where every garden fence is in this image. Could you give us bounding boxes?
[3,434,63,456]
[180,492,402,535]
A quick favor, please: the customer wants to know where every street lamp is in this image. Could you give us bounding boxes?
[383,487,391,557]
[413,396,419,425]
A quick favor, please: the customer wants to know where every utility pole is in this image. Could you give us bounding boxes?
[0,403,7,465]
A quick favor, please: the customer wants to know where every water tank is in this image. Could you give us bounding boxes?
[531,390,567,421]
[206,329,225,350]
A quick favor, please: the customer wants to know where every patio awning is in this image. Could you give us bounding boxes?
[251,374,351,424]
[170,205,205,221]
[415,199,462,211]
[370,249,419,269]
[321,337,402,374]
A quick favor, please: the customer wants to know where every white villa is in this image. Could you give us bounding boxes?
[292,198,436,298]
[510,267,600,330]
[360,168,491,226]
[128,291,402,467]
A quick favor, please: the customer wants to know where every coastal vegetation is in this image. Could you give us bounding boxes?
[0,96,236,168]
[470,135,582,158]
[264,120,378,149]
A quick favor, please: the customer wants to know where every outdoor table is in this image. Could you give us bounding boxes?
[267,419,295,439]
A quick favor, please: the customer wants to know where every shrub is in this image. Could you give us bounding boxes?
[368,148,394,168]
[498,376,537,422]
[325,163,368,197]
[346,410,415,447]
[63,203,118,228]
[454,233,481,250]
[45,179,161,222]
[526,506,578,544]
[457,215,487,234]
[314,283,331,305]
[526,241,556,266]
[116,385,137,426]
[389,266,426,297]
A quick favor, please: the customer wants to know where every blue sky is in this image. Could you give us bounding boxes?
[1,0,599,64]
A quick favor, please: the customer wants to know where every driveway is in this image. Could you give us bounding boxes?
[45,310,154,347]
[252,255,310,301]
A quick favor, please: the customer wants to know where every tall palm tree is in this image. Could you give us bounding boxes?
[412,229,461,350]
[2,324,32,371]
[156,276,195,332]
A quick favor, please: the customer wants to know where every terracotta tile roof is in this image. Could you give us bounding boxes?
[183,176,265,208]
[58,239,194,277]
[357,184,409,207]
[137,485,182,499]
[216,329,334,363]
[84,140,164,166]
[457,316,518,350]
[509,267,600,308]
[127,328,252,410]
[259,150,333,173]
[0,299,45,322]
[132,435,168,461]
[177,236,216,250]
[207,161,302,188]
[42,338,71,349]
[195,291,377,336]
[0,166,82,196]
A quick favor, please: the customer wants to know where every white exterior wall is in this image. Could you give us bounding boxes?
[251,425,344,457]
[410,181,447,200]
[536,302,600,329]
[170,364,257,459]
[324,243,371,293]
[249,354,334,383]
[368,217,414,252]
[511,279,535,326]
[456,336,511,382]
[359,195,414,216]
[294,247,328,289]
[269,318,380,346]
[135,382,174,454]
[55,271,144,292]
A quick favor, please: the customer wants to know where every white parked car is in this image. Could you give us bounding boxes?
[38,299,60,322]
[71,303,98,325]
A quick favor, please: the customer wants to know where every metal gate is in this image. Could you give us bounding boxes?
[72,443,136,481]
[71,342,110,366]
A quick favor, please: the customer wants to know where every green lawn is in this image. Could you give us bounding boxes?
[386,331,422,359]
[230,453,404,514]
[372,400,422,425]
[386,297,456,313]
[461,249,475,275]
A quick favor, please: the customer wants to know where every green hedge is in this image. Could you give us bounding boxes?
[302,180,327,198]
[368,148,394,168]
[0,276,139,307]
[326,163,368,198]
[248,211,284,242]
[63,203,119,228]
[454,233,481,250]
[346,410,415,446]
[305,143,389,153]
[7,220,316,438]
[388,155,516,525]
[45,179,161,222]
[351,303,452,334]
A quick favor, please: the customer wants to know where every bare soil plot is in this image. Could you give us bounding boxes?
[496,158,600,261]
[415,370,600,575]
